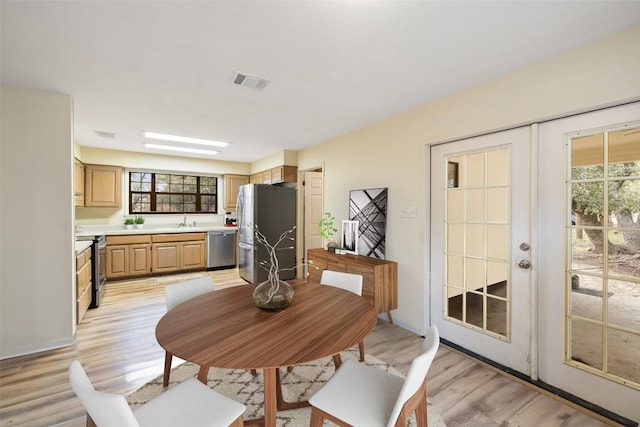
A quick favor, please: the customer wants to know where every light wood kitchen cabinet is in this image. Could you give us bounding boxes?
[151,232,206,273]
[250,173,263,184]
[74,158,85,206]
[224,174,249,208]
[250,165,297,185]
[106,235,151,279]
[181,240,206,269]
[76,246,92,323]
[307,248,398,323]
[152,242,180,273]
[84,164,122,208]
[106,232,206,279]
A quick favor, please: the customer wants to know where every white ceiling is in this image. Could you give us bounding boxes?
[2,1,639,163]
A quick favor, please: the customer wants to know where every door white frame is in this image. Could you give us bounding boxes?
[429,126,533,376]
[537,102,640,422]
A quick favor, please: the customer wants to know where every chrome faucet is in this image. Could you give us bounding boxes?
[178,213,187,227]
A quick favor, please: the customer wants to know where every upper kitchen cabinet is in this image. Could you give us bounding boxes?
[84,164,122,208]
[74,158,85,206]
[224,174,249,208]
[250,165,297,185]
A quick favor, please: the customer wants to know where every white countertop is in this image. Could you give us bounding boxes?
[75,224,236,238]
[75,240,92,254]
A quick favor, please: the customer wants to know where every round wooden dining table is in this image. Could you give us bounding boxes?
[156,281,378,427]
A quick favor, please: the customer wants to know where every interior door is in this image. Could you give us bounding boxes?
[430,127,532,375]
[537,103,640,422]
[304,171,324,254]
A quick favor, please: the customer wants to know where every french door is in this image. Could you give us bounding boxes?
[537,102,640,422]
[430,127,532,375]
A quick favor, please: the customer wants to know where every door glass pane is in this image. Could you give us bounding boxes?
[487,224,508,260]
[570,319,603,370]
[446,255,464,287]
[487,296,507,335]
[608,329,640,384]
[465,292,483,328]
[466,258,484,291]
[571,133,603,178]
[447,190,464,221]
[447,223,464,254]
[466,224,484,257]
[466,153,485,187]
[567,125,640,390]
[444,146,510,338]
[447,287,463,321]
[487,149,510,186]
[487,261,508,297]
[466,189,485,222]
[487,187,508,222]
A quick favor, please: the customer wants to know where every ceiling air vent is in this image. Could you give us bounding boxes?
[94,130,116,138]
[231,71,270,90]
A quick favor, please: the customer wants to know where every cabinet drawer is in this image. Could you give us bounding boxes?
[107,234,151,245]
[76,260,92,295]
[76,247,91,268]
[76,251,86,267]
[152,233,206,243]
[77,286,92,323]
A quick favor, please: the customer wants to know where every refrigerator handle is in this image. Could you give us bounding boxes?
[236,189,242,229]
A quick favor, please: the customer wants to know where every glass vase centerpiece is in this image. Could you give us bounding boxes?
[253,226,296,311]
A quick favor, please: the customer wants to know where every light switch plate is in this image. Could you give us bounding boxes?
[400,206,417,218]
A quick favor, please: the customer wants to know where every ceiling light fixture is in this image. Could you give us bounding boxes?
[143,131,229,148]
[144,143,219,156]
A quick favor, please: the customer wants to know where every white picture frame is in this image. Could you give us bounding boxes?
[341,220,359,255]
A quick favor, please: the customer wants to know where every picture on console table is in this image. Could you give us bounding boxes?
[349,187,387,259]
[341,220,359,255]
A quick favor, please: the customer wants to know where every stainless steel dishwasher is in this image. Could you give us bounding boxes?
[207,230,237,269]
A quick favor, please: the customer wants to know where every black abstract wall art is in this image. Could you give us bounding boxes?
[349,188,387,259]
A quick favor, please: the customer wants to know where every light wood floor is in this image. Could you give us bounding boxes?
[0,270,622,426]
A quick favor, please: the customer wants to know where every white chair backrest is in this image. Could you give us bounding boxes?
[69,360,140,427]
[165,276,215,310]
[320,270,363,296]
[385,325,440,427]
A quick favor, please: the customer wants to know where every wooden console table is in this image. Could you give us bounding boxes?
[307,248,398,323]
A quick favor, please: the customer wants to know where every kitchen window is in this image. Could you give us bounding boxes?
[129,171,217,214]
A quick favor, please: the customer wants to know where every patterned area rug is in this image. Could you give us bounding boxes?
[128,349,446,426]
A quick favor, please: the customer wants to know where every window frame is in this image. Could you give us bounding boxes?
[128,171,218,214]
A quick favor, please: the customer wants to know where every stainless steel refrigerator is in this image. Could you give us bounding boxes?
[237,184,297,284]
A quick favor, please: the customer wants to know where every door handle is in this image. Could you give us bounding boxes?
[518,259,531,269]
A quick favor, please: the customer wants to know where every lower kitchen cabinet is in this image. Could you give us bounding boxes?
[152,233,206,273]
[151,242,180,273]
[76,246,92,323]
[106,235,151,279]
[106,232,206,279]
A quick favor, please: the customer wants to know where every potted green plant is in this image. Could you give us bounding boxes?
[318,212,338,252]
[134,216,145,229]
[124,218,135,229]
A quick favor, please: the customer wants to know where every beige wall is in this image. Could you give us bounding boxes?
[1,85,75,358]
[297,25,640,333]
[76,147,251,226]
[250,149,298,174]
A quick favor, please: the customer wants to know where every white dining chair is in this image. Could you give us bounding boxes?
[163,276,216,387]
[308,325,440,427]
[69,360,246,427]
[320,270,366,362]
